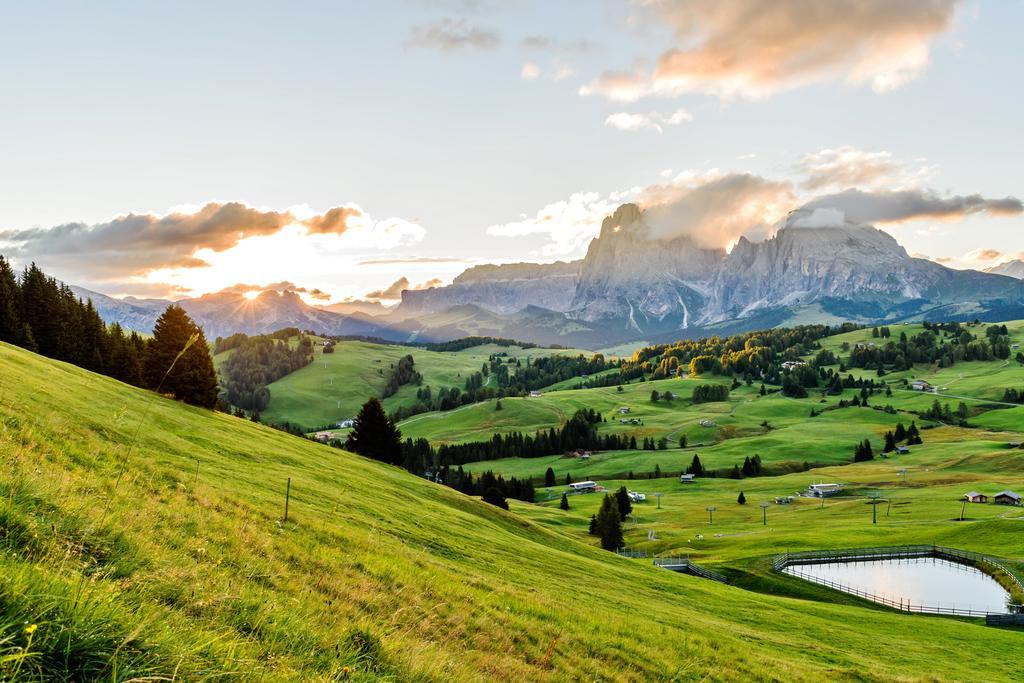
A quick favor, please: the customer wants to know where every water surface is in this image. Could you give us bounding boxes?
[784,557,1011,614]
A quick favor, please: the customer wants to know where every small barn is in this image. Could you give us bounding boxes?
[910,380,932,391]
[529,391,543,398]
[618,407,631,414]
[994,490,1022,506]
[568,481,597,494]
[963,491,988,504]
[895,446,910,455]
[679,474,695,484]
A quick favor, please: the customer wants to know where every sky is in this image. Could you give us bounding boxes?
[0,0,1021,303]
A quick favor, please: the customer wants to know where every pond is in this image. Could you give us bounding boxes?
[784,556,1013,614]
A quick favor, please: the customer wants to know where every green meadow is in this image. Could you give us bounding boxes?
[7,320,1024,680]
[221,339,593,430]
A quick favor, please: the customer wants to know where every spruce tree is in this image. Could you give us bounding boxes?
[588,514,597,535]
[0,256,23,344]
[544,467,556,487]
[559,493,570,510]
[883,431,896,453]
[687,454,704,476]
[144,305,218,407]
[595,494,623,551]
[346,397,403,465]
[615,486,632,520]
[737,491,746,505]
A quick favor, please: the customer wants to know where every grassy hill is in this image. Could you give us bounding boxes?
[5,342,1024,680]
[248,339,594,430]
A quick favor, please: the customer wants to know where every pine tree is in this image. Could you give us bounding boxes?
[544,467,556,487]
[595,494,623,551]
[0,256,23,344]
[737,491,746,505]
[559,493,570,510]
[588,514,597,535]
[687,454,704,476]
[678,435,688,449]
[615,486,632,520]
[907,421,922,445]
[565,473,573,486]
[346,397,403,465]
[894,422,907,442]
[144,305,218,407]
[883,431,896,453]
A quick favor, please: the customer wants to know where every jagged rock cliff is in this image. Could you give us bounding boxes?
[568,204,724,331]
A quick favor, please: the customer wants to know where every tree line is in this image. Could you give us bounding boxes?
[0,258,217,407]
[219,332,314,411]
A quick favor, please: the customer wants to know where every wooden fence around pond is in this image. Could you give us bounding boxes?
[773,544,1024,618]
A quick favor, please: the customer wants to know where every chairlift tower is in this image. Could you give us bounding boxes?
[706,506,716,525]
[760,501,771,526]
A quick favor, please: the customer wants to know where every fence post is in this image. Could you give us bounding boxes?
[284,477,291,522]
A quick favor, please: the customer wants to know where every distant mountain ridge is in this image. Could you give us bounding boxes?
[69,203,1024,347]
[986,259,1024,279]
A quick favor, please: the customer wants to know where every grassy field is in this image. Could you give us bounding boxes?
[228,339,594,430]
[518,427,1024,575]
[5,342,1024,680]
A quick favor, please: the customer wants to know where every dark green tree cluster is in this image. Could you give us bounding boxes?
[589,494,624,551]
[0,259,146,384]
[399,408,634,468]
[691,383,730,404]
[144,305,219,407]
[219,333,313,410]
[434,467,535,506]
[345,398,403,465]
[853,439,874,462]
[394,352,621,421]
[382,354,422,398]
[1002,388,1024,404]
[0,259,217,407]
[850,322,1011,373]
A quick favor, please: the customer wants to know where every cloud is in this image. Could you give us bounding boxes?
[639,172,796,248]
[0,202,361,281]
[963,248,1004,263]
[604,108,693,133]
[604,112,662,133]
[0,201,427,296]
[405,18,500,52]
[796,146,935,191]
[357,256,468,266]
[580,0,959,100]
[486,190,637,257]
[521,61,541,80]
[799,188,1023,225]
[365,276,442,301]
[519,60,576,82]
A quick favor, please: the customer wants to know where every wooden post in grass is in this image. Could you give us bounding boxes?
[284,477,291,522]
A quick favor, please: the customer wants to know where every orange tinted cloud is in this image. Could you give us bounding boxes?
[581,0,959,100]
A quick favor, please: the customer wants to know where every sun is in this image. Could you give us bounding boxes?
[242,290,262,300]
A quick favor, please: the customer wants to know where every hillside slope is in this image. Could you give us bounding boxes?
[2,343,1023,680]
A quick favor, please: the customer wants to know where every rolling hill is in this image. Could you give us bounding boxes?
[4,342,1024,680]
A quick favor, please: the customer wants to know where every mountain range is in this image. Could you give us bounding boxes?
[73,203,1024,348]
